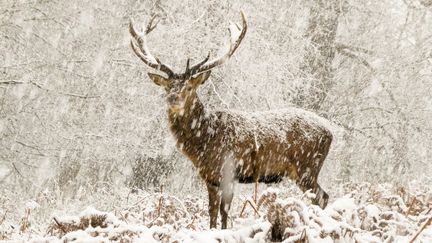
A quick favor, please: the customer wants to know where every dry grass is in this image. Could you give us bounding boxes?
[0,181,430,242]
[47,214,108,237]
[265,182,432,242]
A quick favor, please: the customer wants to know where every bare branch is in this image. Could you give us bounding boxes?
[335,42,374,55]
[337,47,375,71]
[29,80,100,99]
[409,216,432,243]
[0,80,24,85]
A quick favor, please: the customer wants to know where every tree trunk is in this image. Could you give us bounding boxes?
[295,0,342,111]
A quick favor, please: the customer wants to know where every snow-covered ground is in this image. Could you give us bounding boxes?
[0,181,431,242]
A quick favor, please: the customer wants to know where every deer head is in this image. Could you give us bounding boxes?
[129,12,247,114]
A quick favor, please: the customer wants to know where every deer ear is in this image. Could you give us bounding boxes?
[148,73,170,87]
[191,71,211,86]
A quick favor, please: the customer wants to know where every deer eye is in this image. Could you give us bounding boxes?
[186,86,193,91]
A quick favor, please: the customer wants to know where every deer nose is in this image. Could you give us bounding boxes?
[167,94,179,104]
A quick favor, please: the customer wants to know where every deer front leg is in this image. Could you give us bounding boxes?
[207,183,221,229]
[220,183,234,229]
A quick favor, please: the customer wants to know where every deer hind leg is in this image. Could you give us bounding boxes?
[312,184,329,208]
[311,143,331,208]
[207,183,221,229]
[298,158,329,209]
[220,184,234,229]
[311,134,332,208]
[297,179,328,208]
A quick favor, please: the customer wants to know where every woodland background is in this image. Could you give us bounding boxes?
[1,0,431,221]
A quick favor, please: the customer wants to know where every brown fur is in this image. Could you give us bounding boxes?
[166,83,332,229]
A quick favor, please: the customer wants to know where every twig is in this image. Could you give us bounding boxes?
[329,118,371,138]
[156,185,164,219]
[0,210,7,225]
[253,181,258,211]
[126,195,151,210]
[16,140,40,151]
[20,208,31,233]
[147,186,165,227]
[117,211,129,224]
[405,197,417,216]
[239,198,248,217]
[58,91,99,99]
[335,43,374,55]
[186,216,196,230]
[28,80,100,99]
[0,80,24,85]
[409,216,432,243]
[29,80,44,89]
[300,228,307,241]
[239,197,261,217]
[247,199,260,216]
[337,47,375,71]
[11,163,23,178]
[15,140,47,157]
[32,7,66,28]
[209,80,230,109]
[53,217,67,234]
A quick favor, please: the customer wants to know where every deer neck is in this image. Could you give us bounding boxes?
[168,96,208,145]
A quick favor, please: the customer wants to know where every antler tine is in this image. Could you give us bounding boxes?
[190,11,247,76]
[129,17,174,77]
[186,52,211,77]
[145,15,159,34]
[229,11,247,56]
[185,58,191,74]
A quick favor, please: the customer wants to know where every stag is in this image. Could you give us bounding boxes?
[129,12,333,229]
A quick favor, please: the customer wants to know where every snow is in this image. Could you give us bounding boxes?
[2,182,429,242]
[0,164,10,180]
[1,1,431,242]
[366,78,383,97]
[213,107,337,145]
[25,200,40,210]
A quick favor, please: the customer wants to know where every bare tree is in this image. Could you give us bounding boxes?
[295,0,342,111]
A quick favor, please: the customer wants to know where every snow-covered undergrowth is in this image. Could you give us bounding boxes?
[0,182,431,242]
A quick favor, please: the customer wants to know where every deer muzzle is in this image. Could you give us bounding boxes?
[166,94,184,112]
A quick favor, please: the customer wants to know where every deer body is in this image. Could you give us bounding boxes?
[168,97,332,228]
[129,12,332,229]
[170,101,332,186]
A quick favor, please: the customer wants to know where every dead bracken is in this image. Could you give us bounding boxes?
[19,182,428,242]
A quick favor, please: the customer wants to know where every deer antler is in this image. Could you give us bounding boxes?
[129,16,175,78]
[184,52,210,76]
[188,11,247,77]
[130,12,247,79]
